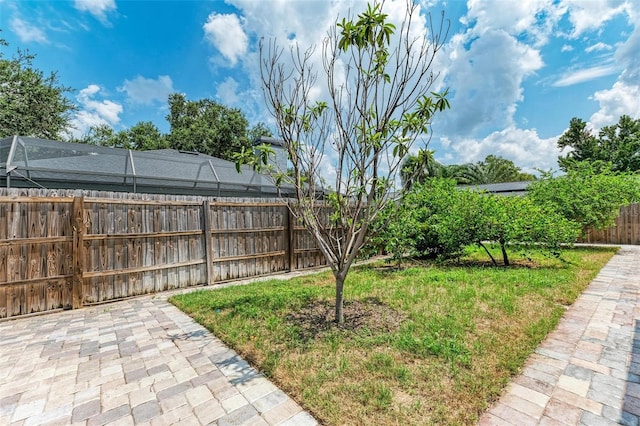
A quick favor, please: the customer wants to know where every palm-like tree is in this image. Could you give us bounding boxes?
[402,153,535,188]
[454,155,535,185]
[401,149,444,190]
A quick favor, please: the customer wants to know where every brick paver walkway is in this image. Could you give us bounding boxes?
[0,293,317,425]
[479,245,640,425]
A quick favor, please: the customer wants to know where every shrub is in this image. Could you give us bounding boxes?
[370,179,580,265]
[527,162,640,234]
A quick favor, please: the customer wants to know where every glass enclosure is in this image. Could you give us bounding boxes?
[0,136,290,197]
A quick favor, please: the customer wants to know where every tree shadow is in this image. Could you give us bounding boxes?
[285,297,406,343]
[166,329,209,341]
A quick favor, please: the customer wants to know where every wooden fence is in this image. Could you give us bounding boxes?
[581,203,640,245]
[0,189,327,320]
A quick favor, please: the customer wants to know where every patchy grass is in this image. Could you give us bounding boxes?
[170,246,616,425]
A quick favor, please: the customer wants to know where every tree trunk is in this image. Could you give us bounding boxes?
[335,272,346,324]
[500,240,510,266]
[478,242,498,266]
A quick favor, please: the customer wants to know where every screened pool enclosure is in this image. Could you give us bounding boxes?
[0,136,293,198]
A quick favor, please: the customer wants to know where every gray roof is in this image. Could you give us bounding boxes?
[460,181,533,196]
[0,136,292,197]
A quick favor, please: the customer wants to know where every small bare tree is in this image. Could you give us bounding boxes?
[237,1,449,323]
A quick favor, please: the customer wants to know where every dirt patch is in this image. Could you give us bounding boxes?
[286,297,406,341]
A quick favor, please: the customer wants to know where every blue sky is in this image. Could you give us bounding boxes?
[1,0,639,176]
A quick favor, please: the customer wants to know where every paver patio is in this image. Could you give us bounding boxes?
[479,245,640,425]
[0,290,317,426]
[1,246,639,425]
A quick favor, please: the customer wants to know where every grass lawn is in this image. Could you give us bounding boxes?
[170,246,617,425]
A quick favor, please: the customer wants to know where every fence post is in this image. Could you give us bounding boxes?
[203,200,214,285]
[287,207,295,272]
[72,196,85,309]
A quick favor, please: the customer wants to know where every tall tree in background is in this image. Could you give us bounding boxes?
[558,115,640,172]
[0,39,76,139]
[74,124,119,146]
[247,122,273,143]
[245,2,450,323]
[77,121,168,150]
[401,152,534,188]
[166,93,255,160]
[455,155,535,184]
[74,94,271,159]
[126,121,168,150]
[401,149,444,190]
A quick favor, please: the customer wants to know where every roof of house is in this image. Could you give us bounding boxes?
[460,181,533,196]
[0,135,292,197]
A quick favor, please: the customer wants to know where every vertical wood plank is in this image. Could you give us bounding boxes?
[230,207,238,280]
[221,206,228,280]
[114,203,126,298]
[0,203,7,240]
[151,204,161,292]
[187,205,199,285]
[45,279,60,311]
[0,246,5,284]
[177,204,188,286]
[288,209,296,271]
[38,202,48,238]
[84,203,97,303]
[7,285,24,317]
[167,205,178,289]
[133,237,143,294]
[72,196,85,309]
[203,201,214,285]
[212,205,221,281]
[0,283,6,318]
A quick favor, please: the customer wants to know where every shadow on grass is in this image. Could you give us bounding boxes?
[359,245,619,277]
[355,257,568,281]
[285,297,406,343]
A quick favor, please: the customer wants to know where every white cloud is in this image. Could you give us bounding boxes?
[584,5,640,130]
[77,85,122,124]
[228,0,344,47]
[70,84,123,137]
[439,29,543,137]
[461,0,564,46]
[589,81,640,129]
[553,64,619,87]
[203,13,248,66]
[615,22,640,85]
[585,42,612,53]
[10,17,48,44]
[437,0,638,175]
[447,127,561,173]
[560,0,630,37]
[74,0,116,24]
[215,77,241,107]
[119,75,174,105]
